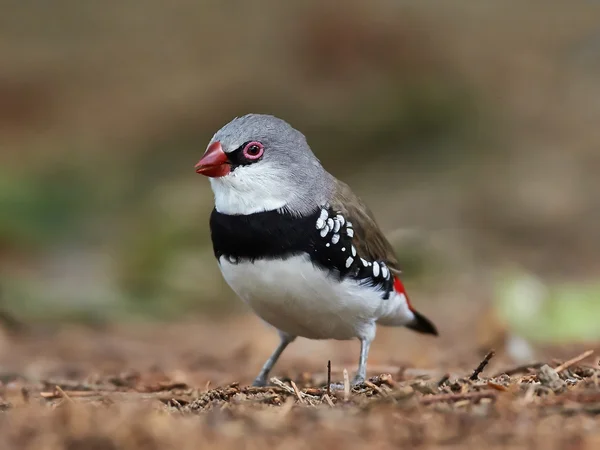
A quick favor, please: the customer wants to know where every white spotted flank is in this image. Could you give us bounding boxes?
[373,262,380,277]
[333,219,341,233]
[381,264,389,279]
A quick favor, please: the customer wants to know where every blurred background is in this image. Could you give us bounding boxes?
[0,0,599,381]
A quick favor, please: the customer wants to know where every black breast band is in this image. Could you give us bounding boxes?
[210,207,394,299]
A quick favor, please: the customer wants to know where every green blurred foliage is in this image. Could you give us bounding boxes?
[0,168,92,247]
[496,273,600,343]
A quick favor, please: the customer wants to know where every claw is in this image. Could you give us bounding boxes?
[326,375,365,391]
[252,377,268,387]
[351,375,365,386]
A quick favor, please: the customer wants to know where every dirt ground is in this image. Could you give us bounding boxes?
[0,311,598,450]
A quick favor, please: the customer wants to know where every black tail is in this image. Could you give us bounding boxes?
[405,310,438,336]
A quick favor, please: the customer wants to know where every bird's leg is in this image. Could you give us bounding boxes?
[328,337,373,390]
[351,337,372,385]
[252,333,295,387]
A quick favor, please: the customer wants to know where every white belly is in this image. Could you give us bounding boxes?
[218,254,413,340]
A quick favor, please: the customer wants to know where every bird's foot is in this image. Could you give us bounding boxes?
[327,375,365,391]
[252,377,268,387]
[351,374,366,386]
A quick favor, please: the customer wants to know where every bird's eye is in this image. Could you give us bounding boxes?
[242,141,264,160]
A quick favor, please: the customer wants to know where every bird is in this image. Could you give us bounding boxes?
[195,114,438,387]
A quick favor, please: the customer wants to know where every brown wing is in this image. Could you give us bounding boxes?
[329,179,401,276]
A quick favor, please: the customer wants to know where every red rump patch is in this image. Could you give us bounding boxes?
[393,276,415,312]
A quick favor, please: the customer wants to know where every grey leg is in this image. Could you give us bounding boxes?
[328,337,373,390]
[252,333,295,387]
[351,337,372,385]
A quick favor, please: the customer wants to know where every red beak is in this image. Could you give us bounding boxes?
[195,141,230,177]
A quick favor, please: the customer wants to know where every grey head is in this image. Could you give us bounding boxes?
[200,114,334,216]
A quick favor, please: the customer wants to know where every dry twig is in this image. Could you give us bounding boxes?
[290,380,305,404]
[364,380,386,396]
[420,391,497,405]
[322,394,335,407]
[487,381,508,392]
[522,384,537,404]
[326,360,331,397]
[343,369,350,402]
[40,390,100,400]
[469,350,496,381]
[493,362,545,378]
[554,350,594,373]
[270,378,296,395]
[55,386,75,404]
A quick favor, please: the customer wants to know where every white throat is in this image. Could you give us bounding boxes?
[209,164,291,215]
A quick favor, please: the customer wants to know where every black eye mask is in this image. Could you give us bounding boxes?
[227,141,264,170]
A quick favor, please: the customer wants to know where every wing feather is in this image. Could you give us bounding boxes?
[328,180,401,276]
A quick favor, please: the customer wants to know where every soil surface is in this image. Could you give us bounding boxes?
[0,316,598,449]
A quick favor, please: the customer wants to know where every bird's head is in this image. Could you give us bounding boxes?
[196,114,333,216]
